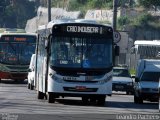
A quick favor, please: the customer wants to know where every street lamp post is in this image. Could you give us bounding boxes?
[113,0,118,31]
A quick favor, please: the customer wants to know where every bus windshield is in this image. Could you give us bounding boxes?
[0,35,36,65]
[50,36,112,69]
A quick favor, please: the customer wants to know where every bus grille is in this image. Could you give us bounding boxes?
[63,80,98,83]
[11,73,27,78]
[63,87,98,92]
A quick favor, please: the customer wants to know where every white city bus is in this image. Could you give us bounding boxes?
[35,19,119,105]
[132,40,160,70]
[134,40,160,60]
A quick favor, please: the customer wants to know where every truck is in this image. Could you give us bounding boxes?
[134,59,160,104]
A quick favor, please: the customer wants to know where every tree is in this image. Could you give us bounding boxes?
[118,16,130,27]
[138,0,160,11]
[2,0,36,28]
[0,0,10,27]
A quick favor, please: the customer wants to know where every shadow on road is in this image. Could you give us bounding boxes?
[56,98,102,106]
[107,100,158,110]
[55,97,158,110]
[0,79,27,84]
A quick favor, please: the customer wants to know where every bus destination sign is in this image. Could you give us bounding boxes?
[0,35,36,43]
[53,25,113,35]
[4,37,26,41]
[66,26,100,34]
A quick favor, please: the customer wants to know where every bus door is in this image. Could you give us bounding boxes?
[43,57,47,93]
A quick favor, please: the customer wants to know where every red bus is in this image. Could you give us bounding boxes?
[0,29,37,82]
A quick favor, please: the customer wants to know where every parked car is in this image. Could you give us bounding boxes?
[28,54,36,90]
[112,66,134,95]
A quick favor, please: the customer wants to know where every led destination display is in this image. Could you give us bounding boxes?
[0,35,36,43]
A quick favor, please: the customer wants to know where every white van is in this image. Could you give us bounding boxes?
[28,54,36,90]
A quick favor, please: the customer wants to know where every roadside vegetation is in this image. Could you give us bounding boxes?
[0,0,160,30]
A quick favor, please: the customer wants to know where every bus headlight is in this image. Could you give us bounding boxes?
[98,76,112,84]
[52,75,63,83]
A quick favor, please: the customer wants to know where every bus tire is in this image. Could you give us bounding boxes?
[126,91,131,95]
[30,84,34,90]
[37,91,44,99]
[48,93,56,103]
[134,95,143,104]
[28,83,31,89]
[82,97,89,105]
[97,95,106,106]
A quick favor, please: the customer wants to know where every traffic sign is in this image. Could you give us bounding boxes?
[114,31,121,43]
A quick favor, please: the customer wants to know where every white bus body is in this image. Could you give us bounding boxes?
[36,19,118,105]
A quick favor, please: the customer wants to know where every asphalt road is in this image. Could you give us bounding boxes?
[0,80,159,120]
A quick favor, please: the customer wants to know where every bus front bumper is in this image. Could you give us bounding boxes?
[0,71,27,80]
[48,78,112,96]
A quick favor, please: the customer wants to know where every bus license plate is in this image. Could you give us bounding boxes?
[115,85,124,89]
[76,86,86,90]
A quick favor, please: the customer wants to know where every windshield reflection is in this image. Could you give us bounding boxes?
[50,36,112,69]
[0,43,35,65]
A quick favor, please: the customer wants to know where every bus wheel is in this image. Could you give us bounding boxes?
[126,91,131,95]
[48,93,56,103]
[82,97,89,105]
[134,95,143,104]
[30,84,34,90]
[37,91,44,99]
[0,78,1,83]
[28,83,31,89]
[97,95,106,106]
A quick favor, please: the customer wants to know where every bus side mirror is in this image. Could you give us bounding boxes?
[45,34,52,49]
[115,45,120,56]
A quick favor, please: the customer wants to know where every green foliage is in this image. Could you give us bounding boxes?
[131,13,153,27]
[68,0,84,11]
[51,0,113,11]
[87,0,112,9]
[137,0,160,10]
[117,16,130,30]
[118,16,130,27]
[129,69,135,75]
[0,0,36,28]
[117,12,160,30]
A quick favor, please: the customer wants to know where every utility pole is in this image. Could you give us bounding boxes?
[113,0,118,31]
[113,0,119,66]
[48,0,51,22]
